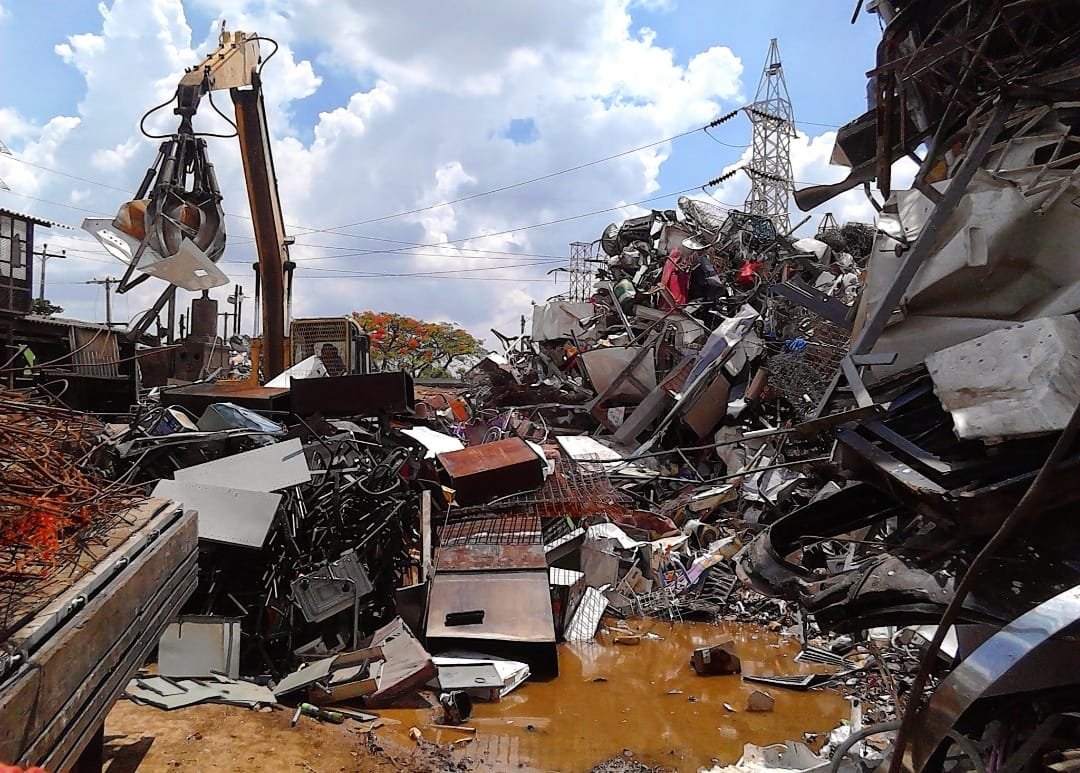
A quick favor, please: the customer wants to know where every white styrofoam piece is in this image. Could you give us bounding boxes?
[401,426,465,459]
[926,315,1080,441]
[173,437,310,492]
[152,479,282,548]
[265,355,328,388]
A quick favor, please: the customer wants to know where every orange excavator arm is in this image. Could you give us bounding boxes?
[90,30,291,380]
[183,31,290,380]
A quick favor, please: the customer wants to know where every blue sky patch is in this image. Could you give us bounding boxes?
[503,117,540,145]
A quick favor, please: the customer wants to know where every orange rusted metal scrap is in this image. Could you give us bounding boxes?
[0,389,142,574]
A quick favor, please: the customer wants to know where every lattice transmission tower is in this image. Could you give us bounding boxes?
[566,241,595,302]
[744,38,796,234]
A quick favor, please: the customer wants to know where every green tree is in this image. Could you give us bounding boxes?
[31,298,64,317]
[352,310,486,378]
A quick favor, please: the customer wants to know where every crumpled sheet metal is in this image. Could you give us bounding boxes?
[854,162,1080,379]
[926,315,1080,442]
[905,583,1080,773]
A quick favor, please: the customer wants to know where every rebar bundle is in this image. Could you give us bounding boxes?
[0,390,140,573]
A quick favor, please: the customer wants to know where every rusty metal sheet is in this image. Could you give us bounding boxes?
[426,569,556,645]
[437,437,545,507]
[68,326,120,378]
[436,543,547,572]
[290,371,414,417]
[161,382,289,415]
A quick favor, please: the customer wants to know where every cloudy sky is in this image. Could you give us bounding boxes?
[0,0,888,343]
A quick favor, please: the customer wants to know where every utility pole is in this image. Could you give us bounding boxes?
[85,277,119,327]
[219,311,233,340]
[226,284,246,336]
[744,38,797,234]
[37,243,67,300]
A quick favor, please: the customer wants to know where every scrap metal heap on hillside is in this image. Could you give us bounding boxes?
[451,0,1080,767]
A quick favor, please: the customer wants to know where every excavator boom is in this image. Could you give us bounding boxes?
[181,30,290,379]
[86,29,290,380]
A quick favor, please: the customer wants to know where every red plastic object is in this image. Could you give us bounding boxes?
[737,260,763,286]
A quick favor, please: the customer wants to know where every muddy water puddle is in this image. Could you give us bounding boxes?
[377,620,847,772]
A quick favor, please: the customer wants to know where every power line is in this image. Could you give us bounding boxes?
[319,182,711,258]
[1,155,132,193]
[54,180,719,271]
[48,230,573,264]
[294,116,737,234]
[296,274,556,283]
[223,251,561,264]
[3,113,743,244]
[704,127,751,148]
[291,259,563,278]
[0,189,109,216]
[56,244,565,280]
[51,272,557,285]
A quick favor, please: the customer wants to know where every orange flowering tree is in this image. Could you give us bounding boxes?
[352,311,486,377]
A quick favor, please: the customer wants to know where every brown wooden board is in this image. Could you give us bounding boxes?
[0,502,197,768]
[0,498,165,641]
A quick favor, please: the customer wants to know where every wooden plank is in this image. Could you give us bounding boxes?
[0,506,197,766]
[0,497,167,640]
[7,498,177,653]
[46,552,197,771]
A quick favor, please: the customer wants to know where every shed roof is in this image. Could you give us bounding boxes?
[0,207,74,230]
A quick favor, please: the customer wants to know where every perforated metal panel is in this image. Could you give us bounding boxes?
[290,318,351,375]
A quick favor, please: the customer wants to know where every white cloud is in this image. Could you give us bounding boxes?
[4,0,753,340]
[0,107,33,142]
[90,137,142,171]
[631,0,676,10]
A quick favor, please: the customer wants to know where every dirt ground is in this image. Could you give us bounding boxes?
[103,621,846,772]
[104,700,456,773]
[104,699,662,772]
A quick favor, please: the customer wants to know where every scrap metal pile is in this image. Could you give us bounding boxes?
[0,389,144,638]
[103,397,428,680]
[8,3,1080,769]
[410,0,1080,766]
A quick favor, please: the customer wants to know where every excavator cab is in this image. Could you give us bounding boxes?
[290,317,371,376]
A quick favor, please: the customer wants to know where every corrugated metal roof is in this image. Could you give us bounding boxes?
[0,207,74,230]
[23,315,122,332]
